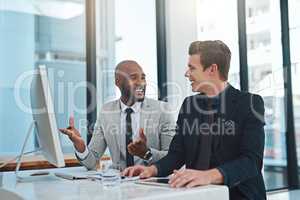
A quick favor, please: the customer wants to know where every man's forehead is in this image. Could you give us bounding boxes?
[117,64,144,76]
[189,54,201,60]
[188,54,201,64]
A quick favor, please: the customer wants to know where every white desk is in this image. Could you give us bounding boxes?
[0,167,229,200]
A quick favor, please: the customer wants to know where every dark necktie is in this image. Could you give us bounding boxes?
[125,108,134,167]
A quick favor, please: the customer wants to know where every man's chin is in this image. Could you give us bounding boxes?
[191,86,203,93]
[134,91,145,102]
[136,96,145,102]
[191,86,198,92]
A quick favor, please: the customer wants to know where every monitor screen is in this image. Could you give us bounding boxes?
[30,65,65,168]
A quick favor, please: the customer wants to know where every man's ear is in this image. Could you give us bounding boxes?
[209,64,218,75]
[115,78,120,87]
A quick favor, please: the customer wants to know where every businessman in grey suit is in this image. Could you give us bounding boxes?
[60,60,175,170]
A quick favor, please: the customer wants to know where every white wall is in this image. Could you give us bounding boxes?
[165,0,198,113]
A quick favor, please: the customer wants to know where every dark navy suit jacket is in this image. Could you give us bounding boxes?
[154,85,266,200]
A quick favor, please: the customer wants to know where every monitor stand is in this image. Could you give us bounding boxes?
[15,121,46,182]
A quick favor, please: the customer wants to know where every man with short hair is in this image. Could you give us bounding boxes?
[60,60,175,170]
[123,41,266,200]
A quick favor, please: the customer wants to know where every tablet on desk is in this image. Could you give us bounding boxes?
[121,176,140,182]
[135,177,170,187]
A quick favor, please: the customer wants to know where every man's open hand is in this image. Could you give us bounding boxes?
[59,116,85,152]
[127,128,148,158]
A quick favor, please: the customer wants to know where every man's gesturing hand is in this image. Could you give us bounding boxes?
[59,116,85,153]
[127,128,148,158]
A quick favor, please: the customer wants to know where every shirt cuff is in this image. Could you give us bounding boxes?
[153,163,163,177]
[216,166,228,186]
[75,148,89,160]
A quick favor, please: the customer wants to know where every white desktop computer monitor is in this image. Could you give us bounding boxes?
[29,65,65,168]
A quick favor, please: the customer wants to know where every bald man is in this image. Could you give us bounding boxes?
[60,60,175,170]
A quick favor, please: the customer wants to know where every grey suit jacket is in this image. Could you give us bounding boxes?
[77,98,176,170]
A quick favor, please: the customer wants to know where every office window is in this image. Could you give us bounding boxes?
[289,0,300,180]
[246,0,287,190]
[196,0,240,89]
[95,0,158,106]
[0,0,86,155]
[95,0,158,156]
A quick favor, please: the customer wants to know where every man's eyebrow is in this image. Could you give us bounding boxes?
[128,72,146,76]
[129,72,138,76]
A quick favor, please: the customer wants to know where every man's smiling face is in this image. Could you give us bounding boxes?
[185,54,211,93]
[116,61,146,103]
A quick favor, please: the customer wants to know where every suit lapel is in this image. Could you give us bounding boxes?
[221,85,239,122]
[140,98,151,136]
[110,100,124,158]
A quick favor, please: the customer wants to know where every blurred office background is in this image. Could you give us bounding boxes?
[1,0,300,192]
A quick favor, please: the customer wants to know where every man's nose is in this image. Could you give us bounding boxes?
[136,78,146,86]
[185,70,190,78]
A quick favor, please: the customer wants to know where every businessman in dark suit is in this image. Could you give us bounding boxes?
[122,40,266,200]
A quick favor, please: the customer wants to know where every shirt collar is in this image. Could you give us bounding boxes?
[199,83,230,107]
[200,83,230,99]
[119,100,142,113]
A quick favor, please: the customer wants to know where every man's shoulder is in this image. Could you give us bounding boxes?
[184,94,199,101]
[180,86,264,109]
[142,98,173,115]
[144,98,168,107]
[233,89,265,124]
[235,89,264,106]
[100,99,119,112]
